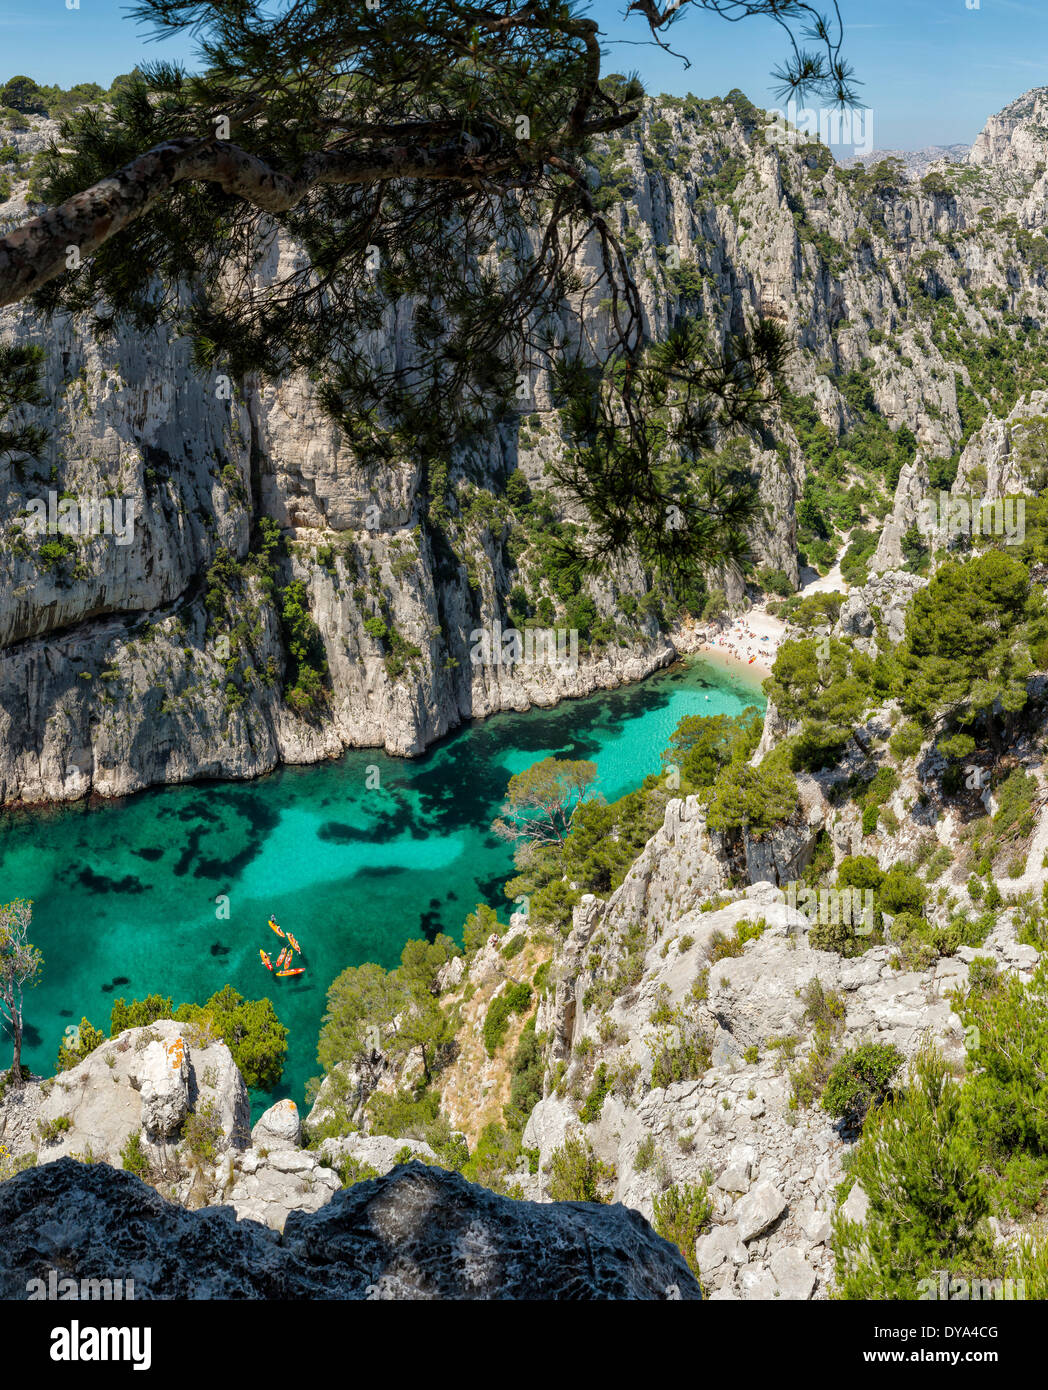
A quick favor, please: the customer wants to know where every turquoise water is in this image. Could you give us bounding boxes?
[0,658,762,1111]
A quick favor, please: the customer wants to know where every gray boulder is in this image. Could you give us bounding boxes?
[734,1181,788,1243]
[251,1098,302,1151]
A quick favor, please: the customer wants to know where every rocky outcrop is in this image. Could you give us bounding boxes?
[0,1020,249,1170]
[837,569,927,654]
[952,389,1048,498]
[0,1157,701,1299]
[519,871,1048,1300]
[969,88,1048,173]
[869,454,931,575]
[0,1024,346,1233]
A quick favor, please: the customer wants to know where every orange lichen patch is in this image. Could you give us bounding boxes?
[167,1038,186,1071]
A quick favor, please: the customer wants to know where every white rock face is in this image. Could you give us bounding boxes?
[969,88,1048,172]
[4,84,1048,804]
[251,1097,302,1150]
[735,1181,788,1243]
[0,1018,347,1234]
[0,1020,249,1169]
[869,454,931,575]
[226,1148,341,1234]
[130,1035,191,1137]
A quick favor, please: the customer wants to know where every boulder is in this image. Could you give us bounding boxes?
[734,1181,788,1243]
[696,1222,747,1276]
[251,1098,301,1150]
[0,1159,702,1300]
[3,1022,249,1173]
[715,1145,756,1194]
[770,1246,816,1300]
[840,1181,870,1225]
[130,1035,190,1137]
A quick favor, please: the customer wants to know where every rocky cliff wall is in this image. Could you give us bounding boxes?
[3,90,1048,802]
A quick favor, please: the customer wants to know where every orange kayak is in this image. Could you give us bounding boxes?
[276,967,305,977]
[287,932,301,954]
[259,949,273,972]
[267,917,285,938]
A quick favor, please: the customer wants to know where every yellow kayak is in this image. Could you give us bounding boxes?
[267,916,285,939]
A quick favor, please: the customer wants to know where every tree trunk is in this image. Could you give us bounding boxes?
[10,1012,22,1086]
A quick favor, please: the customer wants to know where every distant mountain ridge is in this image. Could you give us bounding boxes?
[840,144,970,179]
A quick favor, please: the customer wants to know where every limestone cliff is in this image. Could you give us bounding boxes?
[3,89,1048,803]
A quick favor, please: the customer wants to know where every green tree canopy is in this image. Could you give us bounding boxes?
[765,636,879,769]
[176,983,288,1090]
[493,756,598,847]
[317,932,460,1082]
[832,1046,994,1300]
[704,754,798,839]
[898,552,1048,755]
[662,705,763,792]
[0,76,47,114]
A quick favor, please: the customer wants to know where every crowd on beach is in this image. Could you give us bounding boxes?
[698,611,784,675]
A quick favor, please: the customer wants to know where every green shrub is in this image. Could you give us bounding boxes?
[56,1018,105,1072]
[504,1016,543,1133]
[37,1115,72,1144]
[890,722,923,761]
[634,1134,657,1171]
[335,1155,380,1188]
[110,994,174,1034]
[831,1047,994,1300]
[120,1131,152,1180]
[547,1134,615,1202]
[181,1099,223,1166]
[652,1181,713,1281]
[483,981,532,1058]
[822,1043,903,1126]
[789,980,846,1108]
[579,1063,612,1124]
[651,1026,712,1089]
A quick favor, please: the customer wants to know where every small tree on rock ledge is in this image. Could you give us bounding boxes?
[0,898,43,1088]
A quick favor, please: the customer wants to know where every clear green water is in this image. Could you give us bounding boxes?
[0,658,762,1113]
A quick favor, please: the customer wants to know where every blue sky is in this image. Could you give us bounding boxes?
[0,0,1044,151]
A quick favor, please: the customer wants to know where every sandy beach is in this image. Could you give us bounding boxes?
[693,562,849,682]
[697,607,785,680]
